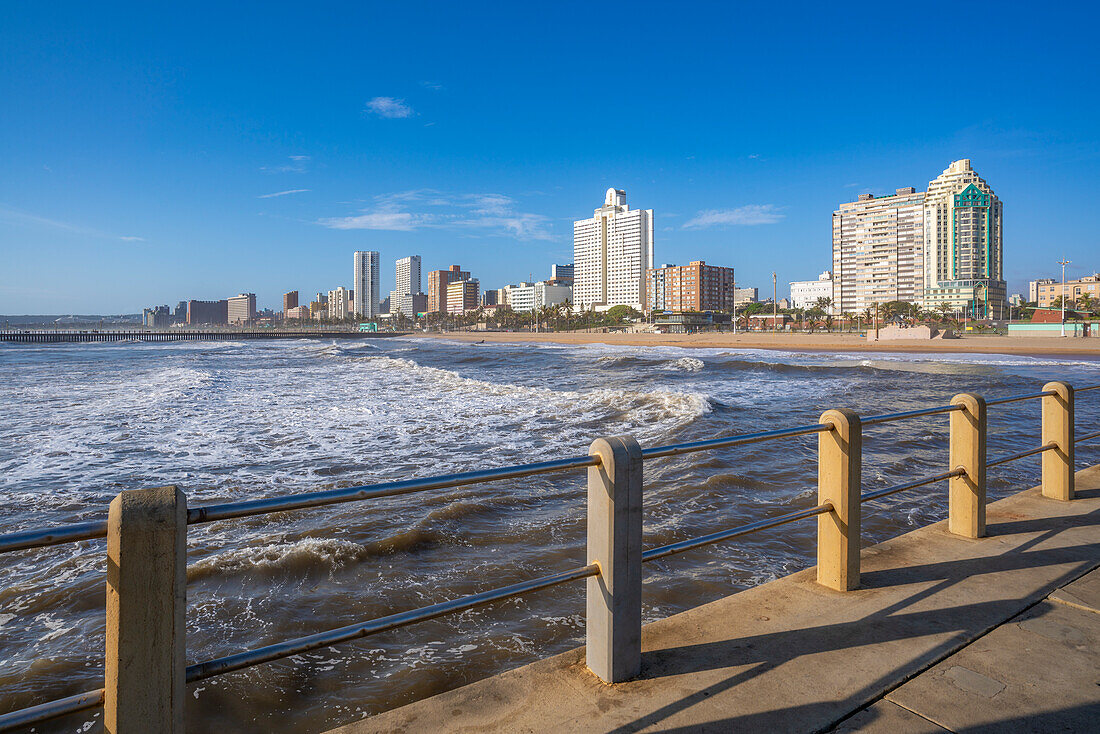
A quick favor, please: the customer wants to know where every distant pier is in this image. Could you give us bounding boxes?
[0,329,409,344]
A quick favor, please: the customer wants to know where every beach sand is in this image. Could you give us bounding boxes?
[415,330,1100,358]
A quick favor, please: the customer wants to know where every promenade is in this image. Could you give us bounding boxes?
[332,466,1100,733]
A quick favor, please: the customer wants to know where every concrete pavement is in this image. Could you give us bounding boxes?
[327,466,1100,733]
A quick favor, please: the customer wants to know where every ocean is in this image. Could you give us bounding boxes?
[1,337,1098,732]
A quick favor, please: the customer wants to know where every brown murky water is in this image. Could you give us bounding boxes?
[1,338,1097,732]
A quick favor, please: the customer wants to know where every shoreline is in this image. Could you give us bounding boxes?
[413,330,1100,359]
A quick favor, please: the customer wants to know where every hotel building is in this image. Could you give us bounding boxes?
[227,293,257,325]
[573,188,653,311]
[390,255,426,317]
[328,286,351,320]
[353,251,381,319]
[645,261,737,313]
[831,159,1005,318]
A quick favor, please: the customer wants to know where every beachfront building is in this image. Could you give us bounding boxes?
[390,255,426,317]
[645,261,738,313]
[920,160,1005,318]
[227,294,257,325]
[832,160,1006,319]
[1030,273,1100,308]
[353,251,381,319]
[328,286,351,320]
[549,263,574,286]
[499,281,572,312]
[573,188,653,311]
[832,187,926,316]
[428,265,470,313]
[446,279,480,314]
[789,271,834,311]
[283,291,298,314]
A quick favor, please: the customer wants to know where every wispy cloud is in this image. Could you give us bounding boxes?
[683,205,784,229]
[420,80,443,91]
[261,155,311,174]
[258,189,310,199]
[319,191,553,240]
[0,204,146,242]
[366,97,414,119]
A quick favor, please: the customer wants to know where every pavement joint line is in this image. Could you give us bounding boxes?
[879,699,955,733]
[1046,595,1100,616]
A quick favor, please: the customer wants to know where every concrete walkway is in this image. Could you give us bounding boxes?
[328,467,1100,733]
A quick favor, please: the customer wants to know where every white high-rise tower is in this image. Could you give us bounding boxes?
[353,251,380,318]
[573,188,654,311]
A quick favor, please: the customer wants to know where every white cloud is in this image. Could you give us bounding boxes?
[420,81,443,91]
[683,205,784,229]
[318,191,553,239]
[261,156,310,174]
[258,189,310,199]
[366,97,414,119]
[118,236,146,242]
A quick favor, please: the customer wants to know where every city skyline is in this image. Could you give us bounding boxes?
[3,4,1100,313]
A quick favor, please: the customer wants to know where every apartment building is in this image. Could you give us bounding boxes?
[428,265,470,313]
[446,279,480,314]
[1030,274,1100,307]
[573,188,653,311]
[789,271,833,310]
[352,251,381,318]
[645,261,737,312]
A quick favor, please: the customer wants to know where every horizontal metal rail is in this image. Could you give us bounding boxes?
[0,688,104,733]
[1077,384,1100,392]
[987,443,1058,468]
[641,503,833,562]
[0,455,600,555]
[0,519,109,555]
[860,468,967,503]
[186,454,600,525]
[985,390,1056,406]
[1076,430,1100,444]
[185,563,599,682]
[639,423,831,460]
[862,404,961,426]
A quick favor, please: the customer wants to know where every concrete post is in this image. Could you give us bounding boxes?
[586,436,643,683]
[105,486,187,733]
[1041,381,1075,501]
[817,409,861,591]
[949,393,987,538]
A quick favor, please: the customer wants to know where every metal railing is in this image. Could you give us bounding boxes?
[0,380,1096,732]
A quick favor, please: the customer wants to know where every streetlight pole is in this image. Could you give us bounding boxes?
[772,271,777,334]
[1058,258,1070,337]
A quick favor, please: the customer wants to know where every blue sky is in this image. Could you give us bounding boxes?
[2,2,1098,313]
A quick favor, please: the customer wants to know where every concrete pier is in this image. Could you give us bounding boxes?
[329,465,1100,733]
[0,329,407,344]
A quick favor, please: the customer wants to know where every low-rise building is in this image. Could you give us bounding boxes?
[789,271,833,311]
[1030,274,1100,308]
[499,281,572,312]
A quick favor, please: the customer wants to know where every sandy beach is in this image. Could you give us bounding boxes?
[416,330,1100,358]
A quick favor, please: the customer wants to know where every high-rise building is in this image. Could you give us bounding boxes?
[832,187,926,316]
[573,188,654,311]
[428,265,470,313]
[227,294,257,325]
[173,301,187,324]
[142,305,171,327]
[645,261,738,313]
[186,300,228,325]
[283,291,299,313]
[353,251,381,318]
[328,286,351,320]
[549,263,574,286]
[789,271,834,311]
[390,255,424,317]
[832,160,1006,318]
[446,279,480,314]
[921,160,1005,317]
